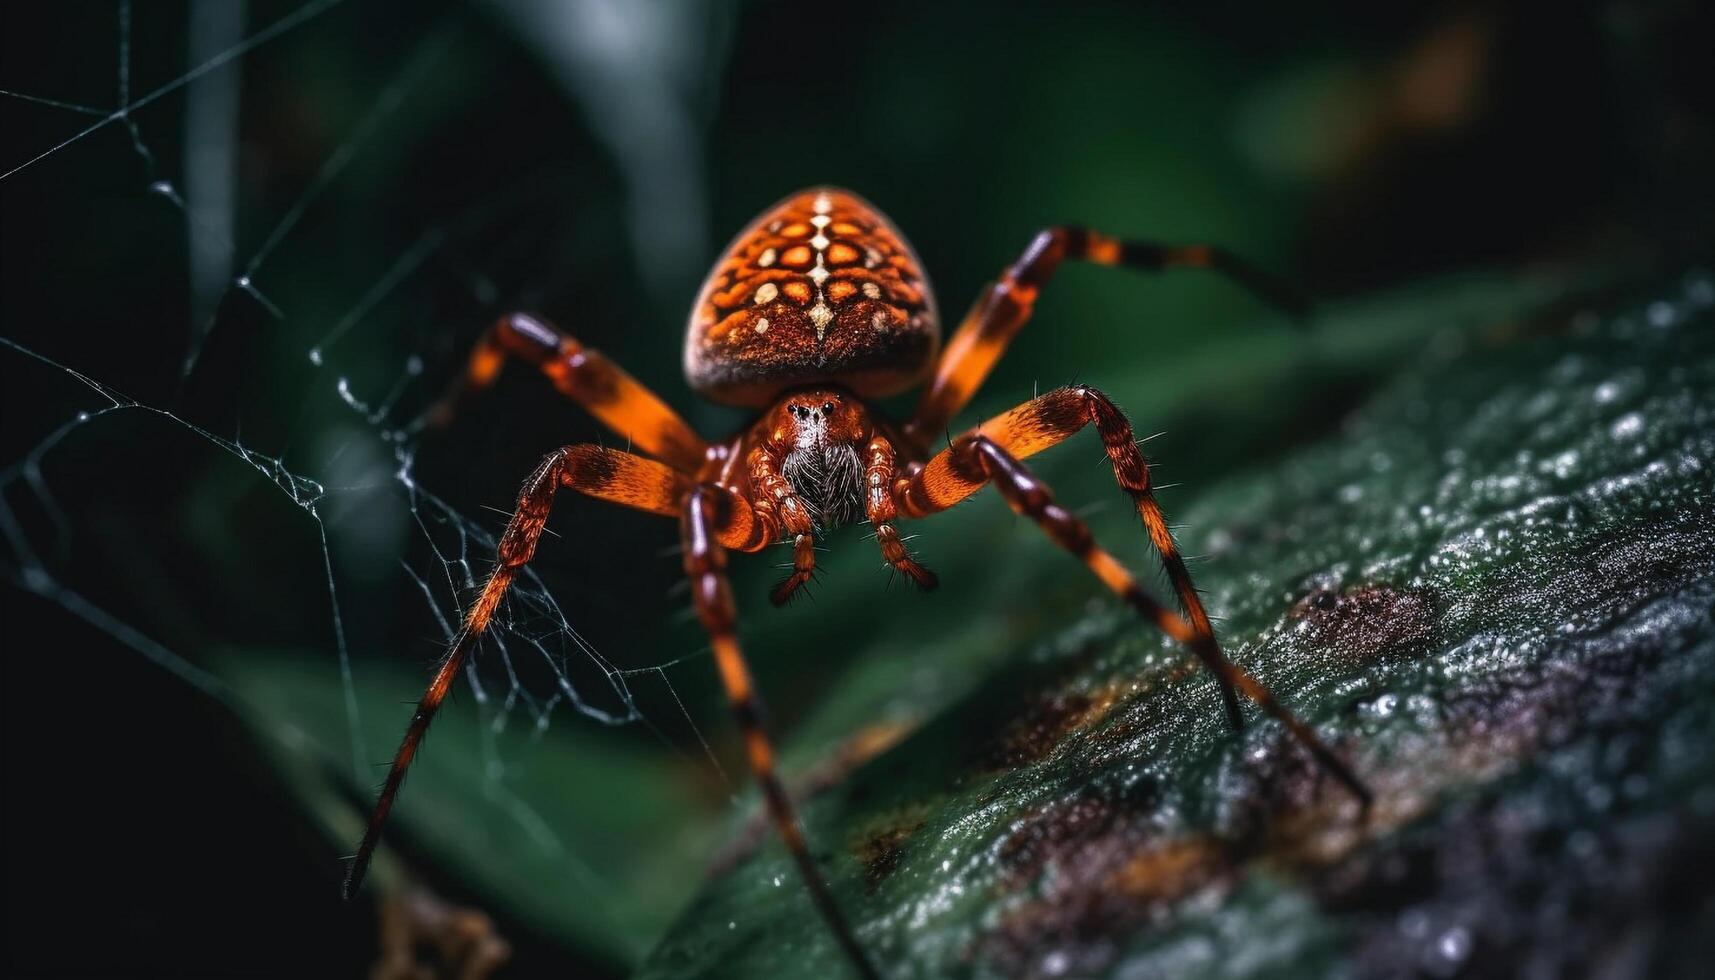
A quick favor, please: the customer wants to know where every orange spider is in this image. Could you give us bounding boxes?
[344,187,1369,979]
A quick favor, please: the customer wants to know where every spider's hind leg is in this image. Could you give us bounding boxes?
[906,227,1307,449]
[894,429,1371,808]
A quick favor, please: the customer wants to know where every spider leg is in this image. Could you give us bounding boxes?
[431,312,708,472]
[344,446,691,900]
[683,485,881,980]
[772,532,819,605]
[864,434,936,590]
[905,229,1307,449]
[894,433,1371,809]
[940,385,1233,717]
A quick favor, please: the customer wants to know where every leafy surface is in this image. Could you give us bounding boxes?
[638,271,1715,979]
[215,648,717,971]
[217,269,1715,977]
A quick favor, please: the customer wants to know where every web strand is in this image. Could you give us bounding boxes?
[2,0,351,181]
[0,4,731,876]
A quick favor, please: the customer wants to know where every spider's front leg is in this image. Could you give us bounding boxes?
[344,446,691,899]
[431,312,708,472]
[682,485,881,980]
[905,228,1307,449]
[865,435,936,590]
[895,432,1371,808]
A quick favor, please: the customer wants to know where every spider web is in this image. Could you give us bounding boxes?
[0,0,735,884]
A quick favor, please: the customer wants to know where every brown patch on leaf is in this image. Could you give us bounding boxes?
[977,575,1705,978]
[852,803,931,892]
[708,719,915,876]
[971,586,1443,975]
[987,792,1227,977]
[992,838,1230,978]
[997,793,1123,878]
[1108,839,1224,901]
[986,680,1129,770]
[981,767,1408,976]
[1289,582,1438,662]
[982,654,1205,775]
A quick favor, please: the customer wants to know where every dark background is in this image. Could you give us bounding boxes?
[3,0,1711,976]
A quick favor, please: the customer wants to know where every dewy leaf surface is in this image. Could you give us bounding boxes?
[639,272,1715,979]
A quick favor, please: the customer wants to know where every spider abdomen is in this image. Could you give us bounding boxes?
[684,187,940,407]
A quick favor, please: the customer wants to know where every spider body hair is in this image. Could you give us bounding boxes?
[775,392,867,532]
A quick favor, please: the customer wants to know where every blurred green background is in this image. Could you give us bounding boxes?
[1,0,1710,976]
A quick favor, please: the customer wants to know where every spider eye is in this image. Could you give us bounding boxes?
[822,402,835,416]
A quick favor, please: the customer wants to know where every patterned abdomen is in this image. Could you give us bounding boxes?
[684,187,939,407]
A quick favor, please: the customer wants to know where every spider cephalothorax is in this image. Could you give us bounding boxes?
[771,390,868,532]
[349,186,1368,980]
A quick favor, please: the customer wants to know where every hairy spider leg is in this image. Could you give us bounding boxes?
[433,312,709,472]
[945,385,1241,726]
[346,452,874,972]
[905,228,1308,449]
[775,532,819,605]
[894,431,1371,809]
[683,486,881,980]
[344,446,692,900]
[863,434,936,589]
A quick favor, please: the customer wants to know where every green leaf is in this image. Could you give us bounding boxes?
[213,648,719,969]
[214,266,1711,977]
[638,271,1715,979]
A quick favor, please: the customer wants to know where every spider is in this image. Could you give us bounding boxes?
[344,187,1371,979]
